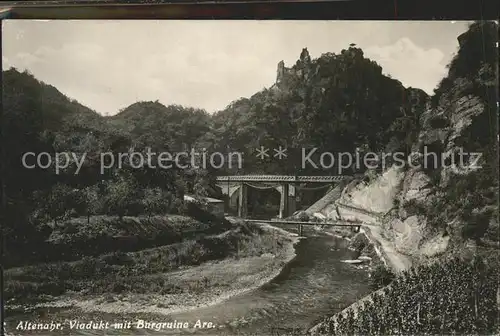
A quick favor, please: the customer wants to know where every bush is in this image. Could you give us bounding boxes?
[102,251,132,266]
[428,115,450,129]
[295,211,310,222]
[370,264,395,290]
[403,199,426,217]
[350,233,369,253]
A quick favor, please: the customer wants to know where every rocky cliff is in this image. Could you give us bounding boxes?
[328,21,499,261]
[308,22,498,335]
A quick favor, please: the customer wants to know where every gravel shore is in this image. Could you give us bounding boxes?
[26,223,300,317]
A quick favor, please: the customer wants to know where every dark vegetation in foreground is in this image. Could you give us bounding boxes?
[314,255,498,335]
[4,216,283,304]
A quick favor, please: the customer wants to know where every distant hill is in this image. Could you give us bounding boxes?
[3,68,102,129]
[2,69,186,259]
[3,68,131,155]
[108,101,211,151]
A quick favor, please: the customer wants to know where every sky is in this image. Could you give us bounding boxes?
[2,20,472,115]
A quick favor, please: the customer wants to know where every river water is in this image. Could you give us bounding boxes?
[6,229,372,335]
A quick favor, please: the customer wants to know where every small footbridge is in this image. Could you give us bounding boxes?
[243,219,361,236]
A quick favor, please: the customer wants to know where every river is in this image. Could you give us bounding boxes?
[5,228,372,335]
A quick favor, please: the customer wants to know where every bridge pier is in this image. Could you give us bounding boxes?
[279,184,298,218]
[279,184,289,219]
[298,224,303,236]
[288,195,296,217]
[288,184,296,216]
[238,182,248,218]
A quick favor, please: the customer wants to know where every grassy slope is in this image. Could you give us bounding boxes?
[4,215,288,306]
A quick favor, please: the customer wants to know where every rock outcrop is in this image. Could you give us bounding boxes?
[308,21,498,336]
[328,21,498,259]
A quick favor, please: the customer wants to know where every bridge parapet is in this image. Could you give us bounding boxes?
[216,175,349,183]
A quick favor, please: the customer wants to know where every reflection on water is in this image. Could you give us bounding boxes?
[6,230,372,335]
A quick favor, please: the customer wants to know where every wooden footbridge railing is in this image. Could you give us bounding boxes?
[243,219,361,236]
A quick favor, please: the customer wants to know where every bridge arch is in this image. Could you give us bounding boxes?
[216,182,295,217]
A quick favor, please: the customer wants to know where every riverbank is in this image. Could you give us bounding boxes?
[303,182,411,273]
[324,202,412,273]
[307,206,412,335]
[5,223,299,328]
[162,231,372,336]
[362,224,412,272]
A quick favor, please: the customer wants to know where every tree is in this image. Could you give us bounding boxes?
[103,171,140,219]
[82,185,100,223]
[45,183,76,226]
[142,187,168,217]
[370,264,395,290]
